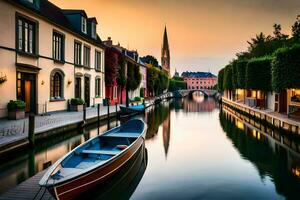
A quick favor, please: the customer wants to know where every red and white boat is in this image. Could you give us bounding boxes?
[39,119,147,200]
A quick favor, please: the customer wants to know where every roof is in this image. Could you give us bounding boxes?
[11,0,104,47]
[181,71,217,78]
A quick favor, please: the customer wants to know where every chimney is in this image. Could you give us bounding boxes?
[104,37,112,46]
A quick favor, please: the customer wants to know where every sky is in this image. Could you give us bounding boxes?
[50,0,300,75]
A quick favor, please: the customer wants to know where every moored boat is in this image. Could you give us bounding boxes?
[39,119,147,200]
[119,104,145,115]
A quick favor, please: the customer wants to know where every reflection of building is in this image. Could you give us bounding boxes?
[182,94,217,113]
[0,0,105,117]
[182,71,217,90]
[162,106,171,157]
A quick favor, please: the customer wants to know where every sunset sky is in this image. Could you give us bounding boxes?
[50,0,300,75]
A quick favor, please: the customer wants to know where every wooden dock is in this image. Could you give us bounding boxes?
[0,170,54,200]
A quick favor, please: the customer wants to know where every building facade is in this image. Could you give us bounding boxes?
[182,72,217,90]
[0,0,105,118]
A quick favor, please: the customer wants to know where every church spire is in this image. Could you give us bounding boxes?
[161,26,170,75]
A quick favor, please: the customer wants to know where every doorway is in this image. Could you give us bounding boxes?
[84,76,90,107]
[279,90,287,113]
[17,72,36,113]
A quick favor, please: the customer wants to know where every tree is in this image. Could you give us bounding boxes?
[105,49,119,86]
[292,15,300,40]
[126,62,141,91]
[141,55,159,68]
[273,23,288,40]
[117,55,126,103]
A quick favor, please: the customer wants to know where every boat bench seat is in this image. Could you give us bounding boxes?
[81,150,119,155]
[102,132,139,138]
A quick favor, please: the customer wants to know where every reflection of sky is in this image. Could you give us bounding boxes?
[131,106,283,199]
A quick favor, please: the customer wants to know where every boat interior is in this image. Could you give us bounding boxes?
[49,120,145,180]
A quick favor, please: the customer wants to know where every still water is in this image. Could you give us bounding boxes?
[1,92,300,199]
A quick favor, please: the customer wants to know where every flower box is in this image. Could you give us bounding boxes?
[7,100,26,120]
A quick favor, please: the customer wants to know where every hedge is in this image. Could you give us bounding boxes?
[272,44,300,92]
[218,68,224,91]
[168,79,187,92]
[70,98,85,105]
[245,56,273,91]
[236,60,248,89]
[223,65,233,90]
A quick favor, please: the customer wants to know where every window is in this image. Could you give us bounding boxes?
[75,77,81,98]
[17,16,36,54]
[50,70,64,99]
[74,41,81,65]
[95,77,101,97]
[113,86,118,99]
[83,46,90,67]
[91,23,96,39]
[81,17,87,33]
[95,51,101,70]
[53,32,64,61]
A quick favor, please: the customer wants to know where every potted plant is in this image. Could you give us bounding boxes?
[7,100,26,120]
[70,98,85,111]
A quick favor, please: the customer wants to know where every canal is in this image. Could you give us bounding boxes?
[0,92,300,199]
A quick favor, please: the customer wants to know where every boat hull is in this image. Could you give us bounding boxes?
[48,136,145,200]
[119,105,145,115]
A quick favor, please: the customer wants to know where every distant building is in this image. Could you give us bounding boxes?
[161,26,170,76]
[182,71,217,90]
[173,69,179,78]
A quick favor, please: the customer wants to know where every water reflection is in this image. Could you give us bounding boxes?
[1,96,300,200]
[220,107,300,199]
[0,119,119,195]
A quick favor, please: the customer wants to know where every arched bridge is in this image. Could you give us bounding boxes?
[173,89,218,98]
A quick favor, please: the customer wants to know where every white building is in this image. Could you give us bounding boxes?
[0,0,105,117]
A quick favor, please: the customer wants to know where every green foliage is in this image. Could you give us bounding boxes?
[7,100,26,110]
[232,61,238,89]
[223,65,233,90]
[70,98,84,105]
[105,49,118,86]
[172,76,184,81]
[132,96,142,102]
[126,62,141,91]
[218,68,224,91]
[235,60,248,89]
[168,79,187,92]
[140,88,145,98]
[147,65,169,96]
[155,71,169,95]
[141,55,159,67]
[245,56,273,91]
[117,55,126,88]
[272,44,300,92]
[292,16,300,40]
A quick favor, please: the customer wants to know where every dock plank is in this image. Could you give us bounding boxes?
[0,170,54,200]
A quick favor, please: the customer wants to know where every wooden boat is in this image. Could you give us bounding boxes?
[119,104,145,115]
[79,143,148,200]
[39,119,147,200]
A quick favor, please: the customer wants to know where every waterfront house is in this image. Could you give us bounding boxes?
[182,71,217,90]
[0,0,105,118]
[103,37,146,105]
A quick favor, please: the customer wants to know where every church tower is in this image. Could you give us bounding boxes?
[161,26,170,75]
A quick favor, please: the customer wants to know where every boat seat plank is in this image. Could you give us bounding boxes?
[103,132,139,138]
[81,150,119,155]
